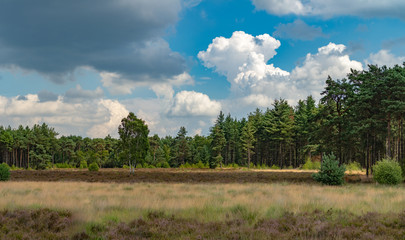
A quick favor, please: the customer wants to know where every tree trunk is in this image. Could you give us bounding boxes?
[247,148,251,169]
[386,114,392,158]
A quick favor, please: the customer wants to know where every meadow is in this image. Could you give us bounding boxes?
[1,175,405,239]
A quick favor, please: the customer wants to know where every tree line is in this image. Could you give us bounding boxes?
[0,64,404,174]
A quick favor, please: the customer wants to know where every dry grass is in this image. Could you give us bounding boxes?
[1,181,404,228]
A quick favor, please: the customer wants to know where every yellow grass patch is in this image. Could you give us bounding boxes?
[0,181,403,226]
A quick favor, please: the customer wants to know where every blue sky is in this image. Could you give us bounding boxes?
[1,0,405,137]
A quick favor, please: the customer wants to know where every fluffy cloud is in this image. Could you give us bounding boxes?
[365,50,405,68]
[168,91,221,117]
[252,0,405,19]
[0,0,185,84]
[87,99,129,138]
[199,32,363,108]
[198,31,281,81]
[291,43,363,96]
[101,71,194,97]
[252,0,309,15]
[0,93,129,138]
[273,19,327,41]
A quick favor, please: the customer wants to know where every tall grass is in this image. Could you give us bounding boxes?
[0,182,404,228]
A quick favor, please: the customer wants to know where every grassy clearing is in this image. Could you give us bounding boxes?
[0,181,404,226]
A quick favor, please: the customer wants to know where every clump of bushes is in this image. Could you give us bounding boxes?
[88,162,99,172]
[0,163,10,181]
[373,158,402,185]
[345,161,362,173]
[302,158,321,170]
[79,160,88,169]
[156,162,170,168]
[270,164,280,170]
[312,153,346,185]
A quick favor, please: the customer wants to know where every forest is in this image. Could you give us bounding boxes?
[0,64,404,175]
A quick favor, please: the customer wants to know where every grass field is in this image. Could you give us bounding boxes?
[1,169,404,239]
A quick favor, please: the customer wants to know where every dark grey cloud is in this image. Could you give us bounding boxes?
[0,0,185,83]
[273,20,327,41]
[64,85,103,103]
[38,90,58,102]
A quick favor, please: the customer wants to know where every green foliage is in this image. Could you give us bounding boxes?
[373,158,402,185]
[88,162,99,172]
[0,163,10,181]
[79,160,88,169]
[270,164,280,170]
[302,158,320,170]
[312,154,346,185]
[156,161,170,168]
[135,163,142,169]
[118,112,150,169]
[55,163,74,169]
[193,160,206,169]
[345,161,362,172]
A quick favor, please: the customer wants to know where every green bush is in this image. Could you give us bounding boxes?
[0,163,10,181]
[270,164,280,170]
[302,158,321,170]
[55,163,73,169]
[88,162,99,172]
[156,161,170,168]
[312,154,346,185]
[345,161,362,172]
[79,160,88,169]
[373,158,402,185]
[136,163,143,169]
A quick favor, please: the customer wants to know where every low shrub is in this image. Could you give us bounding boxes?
[122,164,130,169]
[270,164,280,170]
[55,163,73,169]
[156,161,170,168]
[88,162,99,172]
[345,161,362,172]
[10,165,23,170]
[302,158,321,170]
[0,163,10,181]
[135,163,143,169]
[312,153,346,185]
[79,160,88,169]
[373,158,402,185]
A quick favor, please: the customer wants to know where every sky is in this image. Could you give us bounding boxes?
[1,0,405,138]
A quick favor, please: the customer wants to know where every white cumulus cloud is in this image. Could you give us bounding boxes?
[169,91,221,117]
[199,32,363,109]
[365,49,405,68]
[0,93,129,138]
[291,42,363,97]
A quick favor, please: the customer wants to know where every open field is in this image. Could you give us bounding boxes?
[2,169,403,239]
[9,168,370,183]
[1,181,405,239]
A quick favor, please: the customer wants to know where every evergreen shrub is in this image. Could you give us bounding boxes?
[373,158,402,185]
[312,154,346,185]
[0,163,10,181]
[88,162,99,172]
